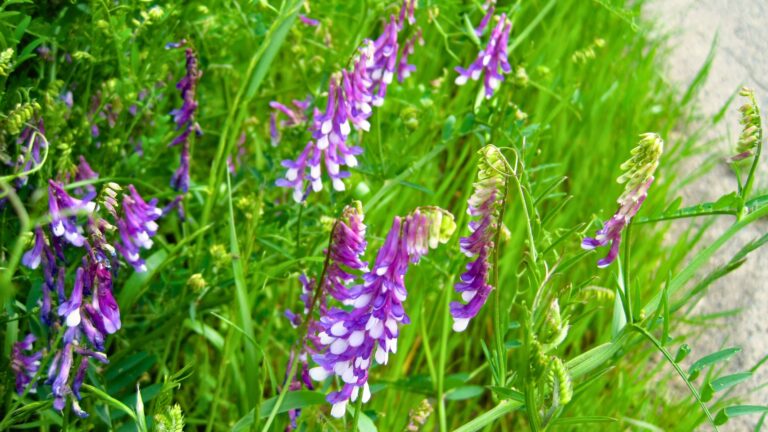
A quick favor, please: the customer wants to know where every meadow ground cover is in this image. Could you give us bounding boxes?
[1,0,767,431]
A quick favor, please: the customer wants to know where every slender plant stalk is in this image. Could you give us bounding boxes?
[632,324,718,429]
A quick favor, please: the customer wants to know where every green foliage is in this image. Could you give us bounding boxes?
[0,0,767,431]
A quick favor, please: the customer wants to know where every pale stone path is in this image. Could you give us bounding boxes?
[646,1,768,430]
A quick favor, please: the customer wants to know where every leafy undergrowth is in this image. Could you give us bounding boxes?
[1,0,766,431]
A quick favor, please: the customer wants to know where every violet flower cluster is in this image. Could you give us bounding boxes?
[13,159,165,417]
[277,1,418,202]
[455,12,511,99]
[166,39,202,192]
[450,145,508,332]
[582,133,664,267]
[306,205,455,418]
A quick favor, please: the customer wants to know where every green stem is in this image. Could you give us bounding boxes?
[351,395,364,432]
[622,223,633,324]
[0,182,30,307]
[437,281,451,432]
[631,324,718,429]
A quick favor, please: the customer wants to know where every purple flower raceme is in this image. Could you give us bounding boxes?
[277,1,418,202]
[307,205,455,418]
[450,145,508,332]
[11,334,42,395]
[397,29,423,83]
[16,174,167,416]
[167,39,202,192]
[475,1,496,36]
[115,185,162,272]
[455,13,512,99]
[582,133,664,268]
[48,180,96,247]
[299,14,320,27]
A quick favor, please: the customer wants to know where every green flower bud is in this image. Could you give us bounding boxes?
[616,133,663,204]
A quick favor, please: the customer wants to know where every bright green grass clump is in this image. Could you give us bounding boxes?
[1,0,767,431]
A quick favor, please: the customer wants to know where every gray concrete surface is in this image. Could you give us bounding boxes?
[646,1,768,430]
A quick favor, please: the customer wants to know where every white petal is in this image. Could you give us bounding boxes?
[455,75,468,85]
[348,331,365,347]
[362,383,371,402]
[330,321,347,336]
[52,221,65,236]
[317,135,329,150]
[385,318,397,335]
[66,309,81,327]
[321,120,333,134]
[331,401,348,418]
[353,293,372,308]
[452,317,470,332]
[286,168,298,181]
[461,291,476,302]
[310,164,321,178]
[330,338,349,355]
[374,344,388,364]
[312,178,323,192]
[340,121,351,136]
[368,321,383,339]
[319,332,334,345]
[309,366,329,381]
[332,177,345,191]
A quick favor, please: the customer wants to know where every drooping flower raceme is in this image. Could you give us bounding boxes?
[474,1,496,36]
[115,185,162,272]
[309,206,455,417]
[455,13,512,99]
[11,334,42,395]
[48,180,96,247]
[277,2,418,202]
[167,39,202,192]
[582,133,664,267]
[450,145,507,332]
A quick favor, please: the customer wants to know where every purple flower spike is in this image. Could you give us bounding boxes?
[168,42,202,192]
[582,133,663,268]
[397,30,422,83]
[11,334,42,394]
[22,227,46,269]
[582,177,653,268]
[308,206,454,417]
[398,0,416,26]
[450,146,507,332]
[48,180,96,247]
[277,7,417,200]
[58,267,86,327]
[51,343,74,411]
[455,13,512,99]
[299,14,320,27]
[115,185,162,272]
[475,2,496,36]
[92,265,121,333]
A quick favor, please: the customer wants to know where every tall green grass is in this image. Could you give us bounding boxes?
[1,0,767,430]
